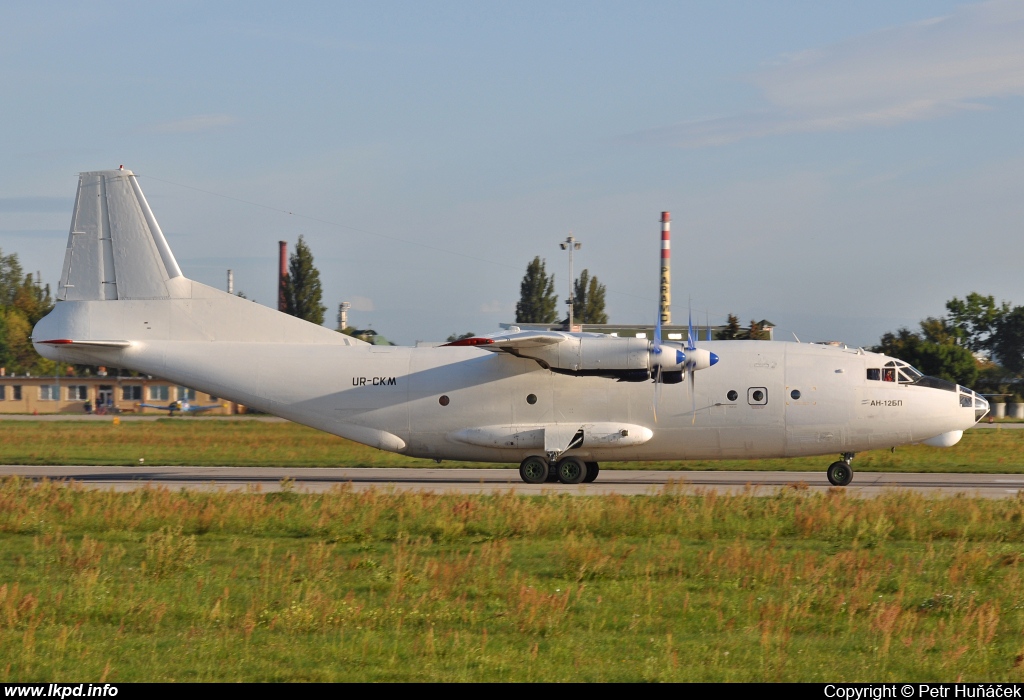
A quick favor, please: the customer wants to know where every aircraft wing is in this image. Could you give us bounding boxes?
[442,330,568,352]
[138,403,173,411]
[184,404,224,412]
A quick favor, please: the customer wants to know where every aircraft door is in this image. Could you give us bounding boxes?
[511,360,554,433]
[719,349,786,458]
[783,345,847,456]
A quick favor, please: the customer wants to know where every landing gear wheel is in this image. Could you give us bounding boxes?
[583,462,600,483]
[519,456,549,485]
[827,461,854,486]
[556,456,587,484]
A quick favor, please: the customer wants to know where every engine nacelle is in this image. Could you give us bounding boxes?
[516,335,651,373]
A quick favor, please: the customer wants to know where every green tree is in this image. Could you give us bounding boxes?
[0,249,25,306]
[281,235,327,325]
[946,293,1010,354]
[748,319,773,341]
[446,332,476,342]
[993,306,1024,375]
[0,249,59,375]
[715,314,742,340]
[515,257,558,324]
[873,326,978,386]
[13,273,53,326]
[570,269,608,324]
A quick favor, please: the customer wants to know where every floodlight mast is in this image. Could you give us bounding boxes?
[559,235,582,330]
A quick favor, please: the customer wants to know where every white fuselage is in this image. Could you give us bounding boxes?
[33,280,982,464]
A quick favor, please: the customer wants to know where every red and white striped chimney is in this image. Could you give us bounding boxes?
[659,212,671,325]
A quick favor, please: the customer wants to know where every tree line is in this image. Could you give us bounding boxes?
[514,256,608,324]
[0,249,56,376]
[873,292,1024,395]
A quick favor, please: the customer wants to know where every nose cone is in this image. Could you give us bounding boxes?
[976,395,990,423]
[709,352,719,367]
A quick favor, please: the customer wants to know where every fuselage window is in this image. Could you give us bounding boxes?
[790,390,801,400]
[727,390,738,402]
[867,368,880,380]
[748,387,767,405]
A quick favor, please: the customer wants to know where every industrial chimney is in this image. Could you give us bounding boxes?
[659,212,671,325]
[278,241,287,312]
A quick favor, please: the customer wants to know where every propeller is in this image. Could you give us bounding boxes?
[682,309,719,422]
[648,309,719,423]
[649,314,685,422]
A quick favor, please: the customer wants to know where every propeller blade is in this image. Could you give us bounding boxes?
[652,314,662,421]
[689,367,697,423]
[653,367,663,423]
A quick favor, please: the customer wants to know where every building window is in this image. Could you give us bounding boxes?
[67,386,88,401]
[0,386,5,400]
[39,385,61,401]
[122,386,142,401]
[12,386,21,401]
[177,387,196,401]
[149,386,170,401]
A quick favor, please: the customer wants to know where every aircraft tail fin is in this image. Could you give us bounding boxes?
[59,169,185,301]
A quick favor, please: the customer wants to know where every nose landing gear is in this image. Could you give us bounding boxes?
[826,452,855,486]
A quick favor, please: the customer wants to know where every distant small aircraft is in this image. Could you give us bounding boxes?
[137,399,223,416]
[33,169,989,486]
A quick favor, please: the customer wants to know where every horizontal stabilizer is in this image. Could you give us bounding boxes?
[36,338,132,348]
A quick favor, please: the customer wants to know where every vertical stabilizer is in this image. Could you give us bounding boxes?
[59,169,184,301]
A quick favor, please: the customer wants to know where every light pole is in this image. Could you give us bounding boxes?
[559,235,581,330]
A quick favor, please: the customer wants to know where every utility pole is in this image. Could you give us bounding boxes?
[559,234,581,330]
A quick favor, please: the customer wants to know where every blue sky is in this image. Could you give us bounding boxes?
[2,1,1023,346]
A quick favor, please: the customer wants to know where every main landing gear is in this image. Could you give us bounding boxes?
[826,453,855,486]
[518,456,600,484]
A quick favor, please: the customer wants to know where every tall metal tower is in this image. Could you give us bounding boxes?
[659,212,671,325]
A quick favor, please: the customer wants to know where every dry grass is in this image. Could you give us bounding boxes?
[4,478,1024,680]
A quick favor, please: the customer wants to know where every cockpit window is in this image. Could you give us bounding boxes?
[879,360,924,384]
[867,368,880,381]
[901,364,923,379]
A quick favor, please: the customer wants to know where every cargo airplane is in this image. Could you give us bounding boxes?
[32,170,989,486]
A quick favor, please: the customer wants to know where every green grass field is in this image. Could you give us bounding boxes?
[4,479,1024,681]
[1,418,1023,472]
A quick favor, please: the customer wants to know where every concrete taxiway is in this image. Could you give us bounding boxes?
[3,466,1024,498]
